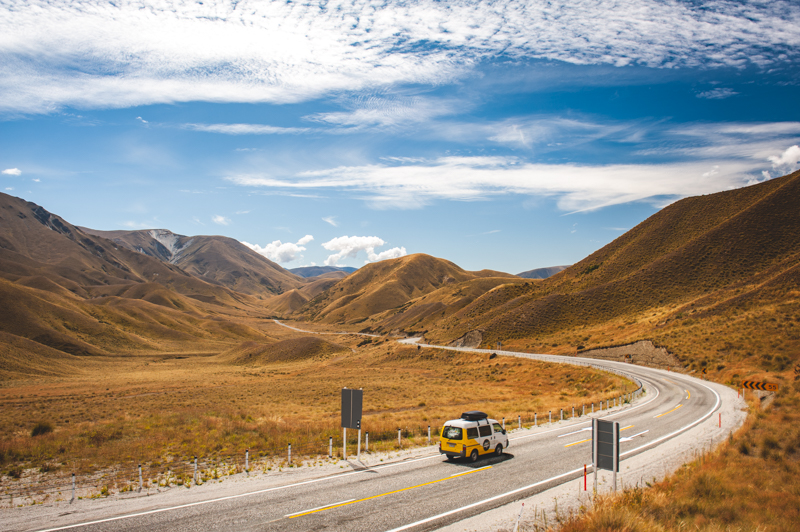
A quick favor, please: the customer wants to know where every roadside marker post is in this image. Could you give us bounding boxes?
[535,412,537,427]
[138,464,143,493]
[428,425,431,445]
[592,418,620,494]
[245,449,249,474]
[398,428,402,448]
[366,432,369,452]
[512,502,524,532]
[288,443,292,465]
[357,427,361,461]
[584,464,587,491]
[71,473,75,504]
[549,411,552,424]
[719,413,721,428]
[572,406,575,418]
[194,456,198,484]
[341,387,364,461]
[329,436,333,458]
[503,417,506,430]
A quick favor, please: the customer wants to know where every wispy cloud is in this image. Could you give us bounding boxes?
[2,1,799,114]
[184,123,311,135]
[322,216,339,227]
[2,168,21,176]
[212,215,231,225]
[696,88,738,100]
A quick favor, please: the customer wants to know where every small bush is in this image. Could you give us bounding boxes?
[31,421,54,437]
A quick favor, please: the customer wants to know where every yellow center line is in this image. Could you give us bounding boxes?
[565,438,591,448]
[686,389,691,400]
[288,465,493,518]
[655,404,683,418]
[621,425,634,431]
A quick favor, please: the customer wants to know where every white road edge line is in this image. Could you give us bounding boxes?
[284,499,356,518]
[557,427,592,438]
[450,466,491,477]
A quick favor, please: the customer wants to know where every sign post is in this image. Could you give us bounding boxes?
[341,388,363,461]
[592,418,620,493]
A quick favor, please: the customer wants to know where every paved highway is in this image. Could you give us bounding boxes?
[22,344,723,532]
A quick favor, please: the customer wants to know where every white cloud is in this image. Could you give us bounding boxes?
[2,168,21,176]
[5,187,14,191]
[2,1,799,114]
[242,235,314,264]
[184,123,310,135]
[768,145,800,173]
[322,216,339,227]
[136,116,148,124]
[696,88,738,100]
[321,235,407,266]
[228,155,769,213]
[212,215,231,225]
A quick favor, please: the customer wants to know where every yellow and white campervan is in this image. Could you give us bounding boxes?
[439,411,509,462]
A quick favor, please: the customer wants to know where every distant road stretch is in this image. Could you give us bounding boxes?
[28,323,724,532]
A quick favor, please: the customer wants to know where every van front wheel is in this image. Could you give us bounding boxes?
[495,444,503,455]
[469,449,479,462]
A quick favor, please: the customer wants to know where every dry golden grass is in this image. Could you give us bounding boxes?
[0,321,631,485]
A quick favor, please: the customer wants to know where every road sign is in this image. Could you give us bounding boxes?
[592,418,619,493]
[341,388,363,429]
[742,380,779,392]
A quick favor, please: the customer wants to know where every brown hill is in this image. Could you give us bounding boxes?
[297,253,517,324]
[262,277,341,316]
[423,170,800,346]
[80,228,303,296]
[221,337,350,364]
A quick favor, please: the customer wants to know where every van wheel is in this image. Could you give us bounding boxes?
[469,449,479,462]
[495,444,503,455]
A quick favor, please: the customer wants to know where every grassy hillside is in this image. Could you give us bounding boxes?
[296,253,517,324]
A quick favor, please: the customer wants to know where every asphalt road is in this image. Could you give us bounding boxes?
[25,348,721,532]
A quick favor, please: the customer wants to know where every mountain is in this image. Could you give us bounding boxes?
[297,253,518,324]
[80,228,304,296]
[289,265,358,278]
[517,265,570,279]
[0,193,268,368]
[422,170,800,346]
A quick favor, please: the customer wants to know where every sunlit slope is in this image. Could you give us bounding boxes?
[297,253,517,324]
[219,336,350,365]
[81,228,304,296]
[425,170,800,346]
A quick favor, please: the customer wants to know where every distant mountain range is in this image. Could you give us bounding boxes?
[516,265,570,279]
[288,266,358,278]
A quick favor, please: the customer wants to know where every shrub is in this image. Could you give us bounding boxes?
[31,421,54,437]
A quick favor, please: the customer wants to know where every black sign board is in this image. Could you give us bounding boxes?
[341,388,363,430]
[592,418,619,473]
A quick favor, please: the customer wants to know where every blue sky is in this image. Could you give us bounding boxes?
[2,1,800,274]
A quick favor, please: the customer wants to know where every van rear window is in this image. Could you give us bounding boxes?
[442,426,463,440]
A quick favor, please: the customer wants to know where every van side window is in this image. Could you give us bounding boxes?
[466,427,479,439]
[492,423,504,434]
[479,425,492,437]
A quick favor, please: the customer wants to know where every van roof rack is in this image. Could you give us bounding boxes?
[460,411,488,421]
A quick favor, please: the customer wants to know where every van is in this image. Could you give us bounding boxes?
[439,411,509,462]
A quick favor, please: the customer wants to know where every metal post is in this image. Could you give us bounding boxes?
[549,411,552,424]
[288,443,292,465]
[518,415,521,430]
[572,406,575,418]
[194,456,198,484]
[366,431,369,452]
[71,472,75,503]
[428,425,431,445]
[138,464,143,493]
[329,436,333,458]
[502,417,505,429]
[357,428,361,461]
[398,428,402,448]
[245,449,249,474]
[343,427,347,460]
[560,408,563,421]
[592,419,598,494]
[612,423,619,493]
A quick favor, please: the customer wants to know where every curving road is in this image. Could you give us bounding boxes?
[19,338,727,532]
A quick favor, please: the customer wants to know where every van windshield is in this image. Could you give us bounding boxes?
[442,426,463,440]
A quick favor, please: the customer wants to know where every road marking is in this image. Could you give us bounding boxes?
[686,389,691,400]
[621,425,634,431]
[655,404,683,418]
[564,438,591,448]
[288,466,492,519]
[620,430,649,442]
[285,499,356,518]
[558,427,592,438]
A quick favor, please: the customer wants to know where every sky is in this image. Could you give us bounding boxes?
[1,1,800,274]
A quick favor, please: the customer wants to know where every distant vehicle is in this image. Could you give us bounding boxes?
[439,411,509,462]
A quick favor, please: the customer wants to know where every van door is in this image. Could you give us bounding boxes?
[477,420,493,454]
